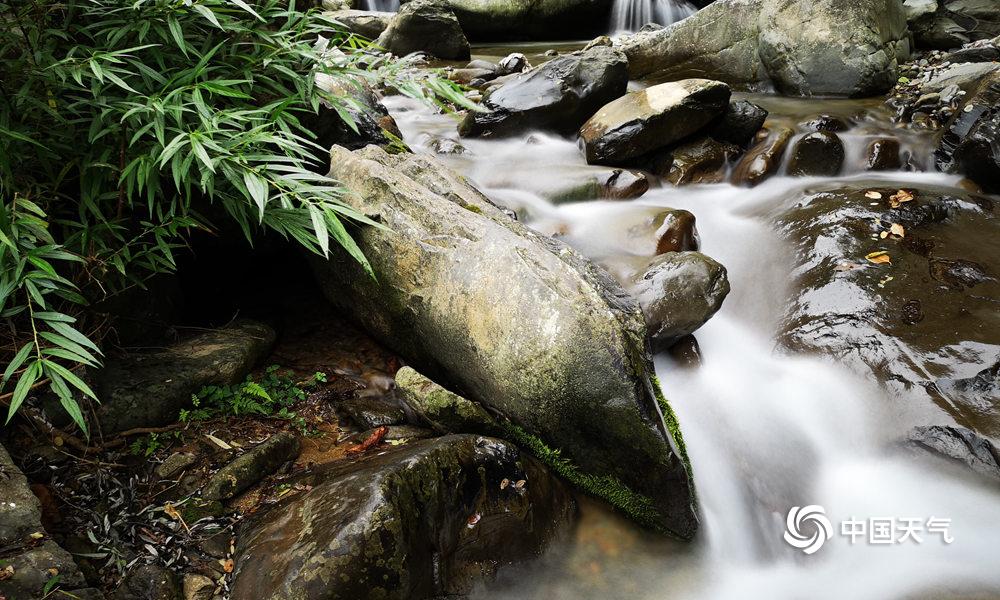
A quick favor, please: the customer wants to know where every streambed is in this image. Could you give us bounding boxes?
[383,46,1000,599]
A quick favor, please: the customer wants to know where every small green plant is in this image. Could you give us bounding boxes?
[181,365,321,432]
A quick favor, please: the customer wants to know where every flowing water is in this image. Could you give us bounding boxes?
[609,0,695,33]
[358,0,399,12]
[383,74,1000,599]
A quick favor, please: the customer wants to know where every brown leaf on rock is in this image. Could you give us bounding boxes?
[889,189,914,208]
[865,191,883,199]
[220,558,235,573]
[890,223,905,237]
[866,251,892,265]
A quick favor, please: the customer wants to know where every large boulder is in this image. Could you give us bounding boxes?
[617,0,910,97]
[935,71,1000,193]
[906,425,1000,481]
[376,0,470,60]
[324,9,394,39]
[459,45,629,137]
[310,145,697,537]
[231,435,575,599]
[445,0,616,40]
[578,79,731,165]
[906,0,1000,49]
[777,182,1000,439]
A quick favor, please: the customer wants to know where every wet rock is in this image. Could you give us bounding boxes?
[459,45,628,137]
[802,114,851,132]
[866,138,902,171]
[311,146,697,537]
[83,321,274,434]
[946,44,1000,62]
[376,0,470,60]
[606,207,700,256]
[395,366,500,435]
[731,125,793,186]
[449,67,496,85]
[619,0,910,97]
[708,100,769,147]
[202,432,300,501]
[602,169,649,199]
[232,435,576,599]
[777,183,1000,438]
[921,62,999,95]
[907,0,1000,49]
[182,574,216,600]
[419,132,468,155]
[113,564,181,600]
[668,335,703,368]
[657,137,742,185]
[628,253,730,351]
[579,79,731,166]
[155,452,197,479]
[339,395,407,428]
[907,425,1000,481]
[0,445,43,545]
[324,9,393,39]
[497,52,529,74]
[934,360,1000,420]
[786,131,845,176]
[935,72,1000,193]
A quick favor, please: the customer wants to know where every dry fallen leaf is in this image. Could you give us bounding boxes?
[889,189,914,208]
[163,503,190,534]
[865,191,883,199]
[500,478,510,490]
[220,558,234,573]
[467,513,481,528]
[866,251,892,265]
[29,532,44,540]
[880,231,889,239]
[205,434,232,451]
[514,479,526,489]
[0,565,14,581]
[347,426,388,454]
[890,223,905,237]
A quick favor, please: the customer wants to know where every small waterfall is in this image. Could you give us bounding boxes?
[359,0,399,11]
[609,0,695,33]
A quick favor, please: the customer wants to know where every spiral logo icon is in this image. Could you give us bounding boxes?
[784,505,833,554]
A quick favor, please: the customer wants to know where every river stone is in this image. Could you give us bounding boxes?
[324,9,393,39]
[395,366,501,435]
[497,52,529,74]
[231,435,575,599]
[628,253,731,351]
[866,138,902,171]
[602,169,650,199]
[1,541,93,599]
[731,125,793,186]
[658,138,742,185]
[339,394,407,428]
[907,425,1000,481]
[618,0,910,97]
[708,100,769,147]
[579,79,731,166]
[777,183,1000,439]
[935,72,1000,193]
[376,0,470,60]
[202,432,300,501]
[87,321,275,434]
[311,145,697,537]
[459,45,628,137]
[786,131,845,176]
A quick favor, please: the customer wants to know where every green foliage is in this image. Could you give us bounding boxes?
[128,430,181,457]
[180,365,320,432]
[0,0,470,431]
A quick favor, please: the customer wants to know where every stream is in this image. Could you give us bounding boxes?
[383,45,1000,600]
